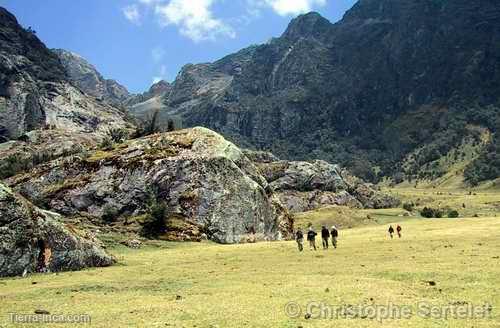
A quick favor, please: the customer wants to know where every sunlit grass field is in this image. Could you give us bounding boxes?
[1,214,499,327]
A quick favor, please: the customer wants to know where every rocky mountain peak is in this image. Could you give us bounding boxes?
[149,80,172,97]
[282,11,333,41]
[52,48,130,106]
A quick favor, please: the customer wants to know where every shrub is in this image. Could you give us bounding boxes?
[102,204,119,223]
[99,136,114,151]
[109,128,128,144]
[448,210,459,218]
[403,202,415,212]
[142,201,168,237]
[420,207,444,218]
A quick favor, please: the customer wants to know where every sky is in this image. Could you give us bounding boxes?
[0,0,356,94]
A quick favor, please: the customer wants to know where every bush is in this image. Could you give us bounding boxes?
[420,207,444,218]
[142,201,168,237]
[448,210,459,218]
[109,128,128,144]
[99,136,114,151]
[102,204,119,223]
[403,202,414,212]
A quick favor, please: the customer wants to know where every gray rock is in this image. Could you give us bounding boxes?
[8,128,294,244]
[250,154,399,213]
[0,183,114,278]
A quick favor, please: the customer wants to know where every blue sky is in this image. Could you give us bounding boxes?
[0,0,356,93]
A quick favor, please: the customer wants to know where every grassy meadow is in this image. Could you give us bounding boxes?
[0,188,499,327]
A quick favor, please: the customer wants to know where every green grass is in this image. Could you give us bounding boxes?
[0,216,499,327]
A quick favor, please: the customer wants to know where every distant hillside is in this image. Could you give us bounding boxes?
[129,0,500,186]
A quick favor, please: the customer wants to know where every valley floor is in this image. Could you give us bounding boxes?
[1,216,499,327]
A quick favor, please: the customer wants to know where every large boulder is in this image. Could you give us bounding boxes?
[8,128,293,244]
[0,183,113,277]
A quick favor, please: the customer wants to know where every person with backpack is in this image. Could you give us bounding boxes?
[396,225,402,238]
[388,225,394,239]
[330,225,338,249]
[321,226,330,249]
[307,227,317,251]
[295,229,304,252]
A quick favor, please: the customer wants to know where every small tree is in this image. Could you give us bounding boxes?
[142,200,168,237]
[167,119,175,132]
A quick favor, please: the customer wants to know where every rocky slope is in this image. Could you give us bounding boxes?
[136,0,500,184]
[53,49,130,106]
[0,183,114,277]
[245,150,399,213]
[0,7,133,143]
[126,80,174,132]
[7,128,293,244]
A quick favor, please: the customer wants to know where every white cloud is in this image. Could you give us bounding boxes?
[122,5,142,25]
[251,0,326,16]
[154,0,235,42]
[151,47,166,62]
[138,0,163,4]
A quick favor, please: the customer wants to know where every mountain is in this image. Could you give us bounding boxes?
[52,48,174,130]
[125,80,173,131]
[53,49,130,106]
[139,0,500,185]
[0,7,135,181]
[0,7,132,143]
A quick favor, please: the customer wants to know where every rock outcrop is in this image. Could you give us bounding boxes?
[249,152,400,213]
[7,128,293,244]
[0,7,133,142]
[0,183,114,277]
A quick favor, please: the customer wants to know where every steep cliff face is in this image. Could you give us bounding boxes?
[0,7,132,142]
[145,0,500,182]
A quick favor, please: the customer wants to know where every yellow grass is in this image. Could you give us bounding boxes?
[1,216,499,327]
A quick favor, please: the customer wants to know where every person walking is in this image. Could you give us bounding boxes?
[307,227,317,251]
[296,229,304,252]
[396,225,402,238]
[330,225,338,249]
[388,225,394,239]
[321,226,330,250]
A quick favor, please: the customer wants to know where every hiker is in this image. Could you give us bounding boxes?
[321,226,330,249]
[307,227,317,251]
[330,225,338,249]
[295,229,304,252]
[396,225,402,238]
[388,225,394,239]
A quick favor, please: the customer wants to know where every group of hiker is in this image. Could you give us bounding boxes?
[295,225,338,251]
[294,224,403,251]
[388,225,402,238]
